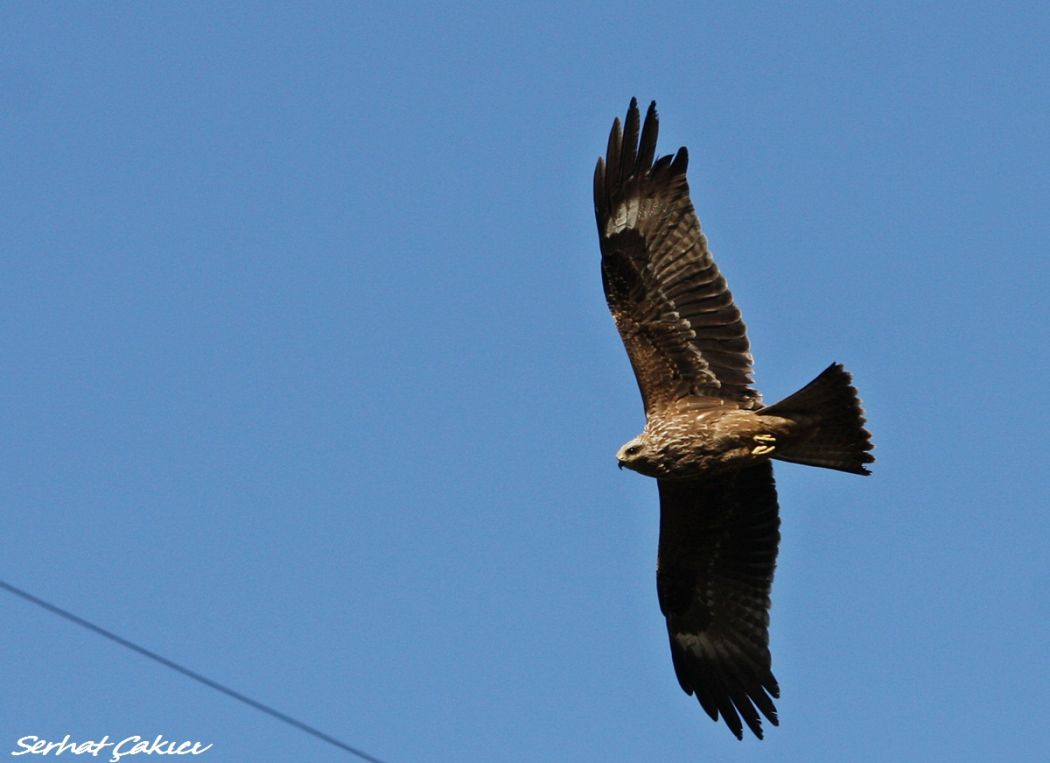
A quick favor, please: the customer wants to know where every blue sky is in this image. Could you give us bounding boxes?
[3,3,1049,761]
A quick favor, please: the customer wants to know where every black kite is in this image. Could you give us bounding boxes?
[593,99,874,740]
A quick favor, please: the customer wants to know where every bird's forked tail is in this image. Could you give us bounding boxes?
[758,363,874,475]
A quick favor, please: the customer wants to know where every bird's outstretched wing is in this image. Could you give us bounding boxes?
[594,99,758,415]
[656,462,781,740]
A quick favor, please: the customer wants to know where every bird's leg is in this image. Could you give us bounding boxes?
[752,433,776,456]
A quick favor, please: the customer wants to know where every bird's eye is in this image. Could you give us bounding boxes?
[625,445,641,456]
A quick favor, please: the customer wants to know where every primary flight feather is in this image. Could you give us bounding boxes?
[594,99,874,740]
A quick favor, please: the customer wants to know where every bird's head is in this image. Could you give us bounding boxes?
[616,435,660,476]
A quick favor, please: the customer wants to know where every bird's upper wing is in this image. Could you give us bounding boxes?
[594,99,759,415]
[656,461,781,740]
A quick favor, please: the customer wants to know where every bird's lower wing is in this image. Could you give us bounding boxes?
[656,462,781,739]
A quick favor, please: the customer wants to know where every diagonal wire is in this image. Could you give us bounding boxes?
[0,579,388,763]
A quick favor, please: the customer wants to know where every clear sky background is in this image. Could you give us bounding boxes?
[3,3,1049,762]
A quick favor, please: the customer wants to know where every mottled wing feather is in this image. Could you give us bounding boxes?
[656,462,781,740]
[594,99,759,414]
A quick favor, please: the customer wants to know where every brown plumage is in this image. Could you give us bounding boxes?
[594,99,874,740]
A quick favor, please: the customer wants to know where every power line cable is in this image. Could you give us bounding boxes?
[0,579,388,763]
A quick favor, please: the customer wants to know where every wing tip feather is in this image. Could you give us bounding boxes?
[596,98,668,208]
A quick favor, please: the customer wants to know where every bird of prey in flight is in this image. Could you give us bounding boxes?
[593,99,874,740]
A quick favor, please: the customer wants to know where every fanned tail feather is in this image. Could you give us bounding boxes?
[760,363,874,475]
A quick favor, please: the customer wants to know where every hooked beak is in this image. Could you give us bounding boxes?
[617,460,625,470]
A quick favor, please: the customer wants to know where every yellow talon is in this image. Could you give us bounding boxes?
[752,445,776,456]
[753,433,776,443]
